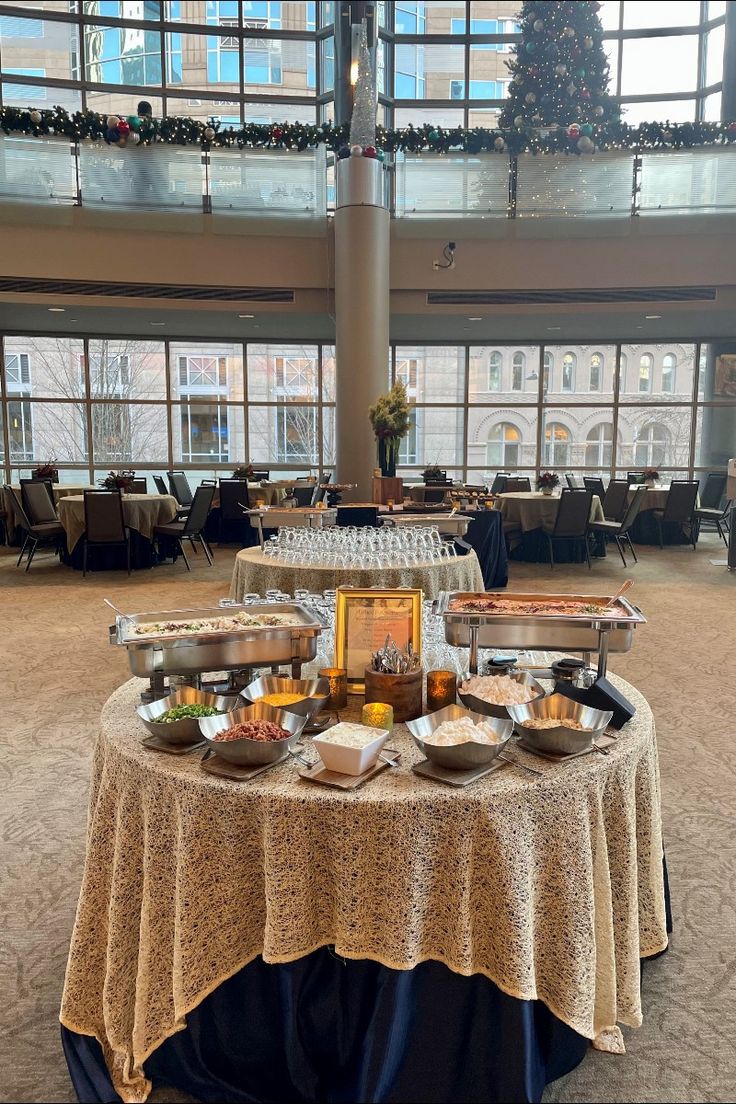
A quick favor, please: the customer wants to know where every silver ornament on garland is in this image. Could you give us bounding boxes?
[577,135,595,153]
[514,115,525,128]
[494,136,506,150]
[525,92,537,104]
[204,126,215,140]
[350,143,364,156]
[594,105,605,117]
[130,131,141,145]
[533,19,544,31]
[30,109,42,124]
[563,26,575,38]
[555,64,567,76]
[584,36,594,49]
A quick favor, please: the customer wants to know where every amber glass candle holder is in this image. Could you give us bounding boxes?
[361,702,394,732]
[426,669,457,712]
[318,667,348,711]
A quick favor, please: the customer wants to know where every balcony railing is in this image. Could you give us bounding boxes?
[1,135,735,219]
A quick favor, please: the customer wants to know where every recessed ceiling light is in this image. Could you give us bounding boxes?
[238,313,255,319]
[645,314,661,320]
[48,307,65,312]
[468,316,482,321]
[547,326,561,331]
[149,321,166,326]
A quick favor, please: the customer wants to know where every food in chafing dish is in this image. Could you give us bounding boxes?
[449,596,620,617]
[460,674,536,705]
[132,611,300,636]
[213,720,290,742]
[255,691,306,708]
[423,717,502,746]
[157,704,222,723]
[519,717,591,731]
[316,722,386,749]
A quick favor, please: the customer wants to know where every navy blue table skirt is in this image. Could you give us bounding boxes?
[61,951,590,1104]
[460,510,509,589]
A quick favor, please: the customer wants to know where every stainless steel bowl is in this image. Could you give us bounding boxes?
[457,670,546,718]
[238,675,330,718]
[507,693,613,755]
[198,702,307,765]
[136,687,238,745]
[406,704,513,770]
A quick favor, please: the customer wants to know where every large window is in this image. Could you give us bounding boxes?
[486,422,520,468]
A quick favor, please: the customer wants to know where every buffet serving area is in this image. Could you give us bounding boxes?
[60,582,669,1104]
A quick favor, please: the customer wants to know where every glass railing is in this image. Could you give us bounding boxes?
[1,135,735,219]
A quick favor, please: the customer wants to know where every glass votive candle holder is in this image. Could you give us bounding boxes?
[318,667,348,711]
[426,669,457,712]
[361,702,394,732]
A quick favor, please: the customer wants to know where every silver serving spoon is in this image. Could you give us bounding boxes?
[604,578,634,609]
[104,597,132,624]
[498,752,543,776]
[379,752,400,769]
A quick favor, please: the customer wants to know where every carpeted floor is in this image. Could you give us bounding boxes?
[1,535,734,1104]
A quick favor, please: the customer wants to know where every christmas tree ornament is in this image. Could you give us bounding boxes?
[428,129,439,140]
[514,116,525,128]
[337,145,351,158]
[567,123,581,138]
[533,18,544,31]
[577,135,595,153]
[555,64,568,76]
[532,113,542,123]
[106,116,121,130]
[204,126,215,140]
[363,145,378,158]
[525,92,537,103]
[106,126,121,144]
[494,136,506,150]
[577,67,586,77]
[662,130,673,143]
[594,105,605,116]
[376,148,385,161]
[581,89,591,99]
[563,26,575,37]
[567,83,577,96]
[525,41,537,53]
[584,36,594,48]
[130,131,141,145]
[117,119,130,136]
[514,74,525,84]
[127,115,141,130]
[30,109,42,125]
[580,123,593,137]
[350,144,364,156]
[272,126,283,140]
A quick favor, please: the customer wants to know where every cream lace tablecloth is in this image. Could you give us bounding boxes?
[626,485,671,511]
[497,491,604,531]
[3,483,96,539]
[60,675,668,1103]
[58,493,179,551]
[229,546,485,601]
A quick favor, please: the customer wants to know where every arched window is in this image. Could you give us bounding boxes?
[585,422,613,467]
[488,350,502,392]
[544,422,570,466]
[543,350,553,395]
[589,352,603,392]
[662,353,676,393]
[486,422,521,467]
[511,352,525,392]
[639,353,653,394]
[562,352,576,392]
[634,422,668,467]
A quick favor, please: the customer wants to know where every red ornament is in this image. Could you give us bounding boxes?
[581,89,591,99]
[363,145,378,158]
[728,122,736,132]
[117,119,131,135]
[272,126,283,140]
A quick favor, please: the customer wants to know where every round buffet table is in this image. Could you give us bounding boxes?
[60,676,668,1104]
[229,546,486,602]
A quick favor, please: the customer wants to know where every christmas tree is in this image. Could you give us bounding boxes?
[499,1,619,138]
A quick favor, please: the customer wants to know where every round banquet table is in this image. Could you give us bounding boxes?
[229,546,485,602]
[496,491,605,563]
[625,484,699,546]
[3,483,96,546]
[60,675,669,1104]
[58,493,179,570]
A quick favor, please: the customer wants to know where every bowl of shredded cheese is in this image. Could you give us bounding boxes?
[406,705,513,769]
[239,675,330,718]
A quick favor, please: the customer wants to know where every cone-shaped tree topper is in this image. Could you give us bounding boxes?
[349,19,377,150]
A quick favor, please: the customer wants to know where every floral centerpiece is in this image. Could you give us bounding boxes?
[33,461,58,482]
[100,469,136,491]
[232,463,256,481]
[422,465,444,484]
[369,380,412,478]
[643,468,660,485]
[537,471,560,496]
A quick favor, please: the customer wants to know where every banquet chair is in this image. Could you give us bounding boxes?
[601,479,630,522]
[153,475,168,495]
[583,476,606,501]
[504,477,531,493]
[541,488,593,570]
[627,471,646,485]
[129,477,148,494]
[292,484,316,507]
[218,479,252,545]
[652,480,699,550]
[694,472,731,546]
[336,506,381,528]
[154,484,216,570]
[311,471,331,505]
[21,479,59,527]
[20,477,55,516]
[82,490,131,578]
[200,479,217,487]
[251,470,270,481]
[565,473,582,489]
[5,486,65,572]
[490,472,511,494]
[588,485,648,567]
[167,471,193,507]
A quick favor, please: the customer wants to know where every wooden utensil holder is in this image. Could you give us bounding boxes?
[364,667,422,723]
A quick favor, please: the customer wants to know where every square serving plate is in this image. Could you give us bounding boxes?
[411,758,505,787]
[298,749,400,789]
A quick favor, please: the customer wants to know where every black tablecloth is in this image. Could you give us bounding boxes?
[508,529,607,564]
[460,509,509,588]
[630,510,698,546]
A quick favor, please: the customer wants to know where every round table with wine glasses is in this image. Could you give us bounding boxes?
[229,524,485,602]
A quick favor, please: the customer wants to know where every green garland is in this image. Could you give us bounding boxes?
[2,104,736,155]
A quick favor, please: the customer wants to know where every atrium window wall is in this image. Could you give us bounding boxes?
[0,2,335,126]
[2,336,733,488]
[380,1,727,129]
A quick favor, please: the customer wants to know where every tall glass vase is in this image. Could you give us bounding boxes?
[377,437,397,478]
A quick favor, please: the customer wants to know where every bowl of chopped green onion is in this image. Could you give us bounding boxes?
[137,687,238,744]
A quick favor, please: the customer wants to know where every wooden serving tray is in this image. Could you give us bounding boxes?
[199,747,292,781]
[141,734,206,755]
[298,749,400,789]
[515,732,617,761]
[412,757,504,787]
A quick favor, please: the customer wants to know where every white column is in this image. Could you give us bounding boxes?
[334,156,389,502]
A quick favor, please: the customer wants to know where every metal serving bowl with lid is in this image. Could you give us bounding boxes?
[406,704,513,770]
[507,693,613,756]
[136,687,238,745]
[198,702,307,765]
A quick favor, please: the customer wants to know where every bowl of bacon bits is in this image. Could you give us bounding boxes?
[199,702,307,765]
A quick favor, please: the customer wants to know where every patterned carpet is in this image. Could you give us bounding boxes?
[1,535,734,1104]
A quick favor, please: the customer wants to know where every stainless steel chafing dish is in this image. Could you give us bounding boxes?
[434,591,646,676]
[110,603,326,697]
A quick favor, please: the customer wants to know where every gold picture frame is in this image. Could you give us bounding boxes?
[334,587,423,694]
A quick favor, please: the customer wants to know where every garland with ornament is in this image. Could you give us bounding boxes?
[2,105,736,157]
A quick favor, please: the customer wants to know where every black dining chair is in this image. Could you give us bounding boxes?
[82,490,131,577]
[541,488,593,569]
[129,477,148,494]
[218,478,253,545]
[154,484,216,570]
[311,471,331,506]
[336,506,381,528]
[153,475,168,495]
[167,471,193,507]
[627,471,646,485]
[20,477,55,515]
[20,479,59,527]
[601,479,630,522]
[588,484,648,567]
[292,483,316,507]
[694,472,731,546]
[5,485,65,571]
[251,470,270,481]
[565,473,582,489]
[652,480,699,550]
[490,472,511,494]
[583,476,606,501]
[504,477,532,493]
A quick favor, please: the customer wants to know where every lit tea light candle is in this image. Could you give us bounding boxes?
[426,669,457,712]
[318,667,348,711]
[361,702,394,732]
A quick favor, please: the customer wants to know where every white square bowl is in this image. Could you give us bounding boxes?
[312,722,390,776]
